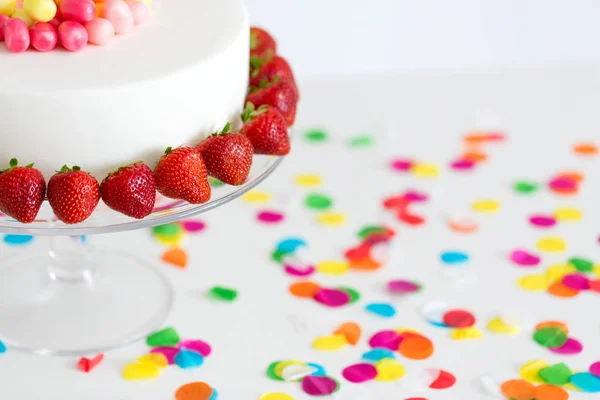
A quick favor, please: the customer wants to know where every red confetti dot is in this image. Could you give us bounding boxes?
[443,309,476,328]
[429,370,456,389]
[77,353,104,373]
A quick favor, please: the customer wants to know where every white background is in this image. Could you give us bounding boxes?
[247,0,600,78]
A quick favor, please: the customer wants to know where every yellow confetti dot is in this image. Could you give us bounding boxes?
[155,231,184,246]
[411,163,440,178]
[536,237,567,253]
[450,327,483,340]
[136,354,168,368]
[260,394,295,400]
[122,363,160,380]
[241,190,271,204]
[593,265,600,278]
[316,260,349,275]
[554,207,583,222]
[546,264,576,283]
[312,334,348,351]
[519,359,549,384]
[316,212,346,227]
[395,327,421,335]
[472,199,500,214]
[375,358,406,381]
[487,317,520,335]
[517,274,550,291]
[295,174,322,187]
[274,360,306,378]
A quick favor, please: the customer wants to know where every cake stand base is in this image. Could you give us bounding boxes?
[0,241,174,356]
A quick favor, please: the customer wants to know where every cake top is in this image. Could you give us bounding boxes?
[0,0,247,92]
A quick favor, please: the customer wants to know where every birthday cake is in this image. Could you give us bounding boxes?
[0,0,297,224]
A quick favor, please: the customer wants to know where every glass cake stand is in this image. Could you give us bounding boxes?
[0,154,284,356]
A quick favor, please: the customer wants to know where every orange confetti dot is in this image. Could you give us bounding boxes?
[557,171,584,183]
[547,282,579,298]
[535,384,569,400]
[175,382,213,400]
[349,257,381,271]
[464,132,506,143]
[162,248,188,268]
[448,219,479,234]
[573,142,598,156]
[333,322,361,345]
[289,281,321,298]
[398,335,434,360]
[500,379,536,400]
[535,321,569,334]
[462,151,488,163]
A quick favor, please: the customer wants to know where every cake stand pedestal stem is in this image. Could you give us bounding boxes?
[47,236,96,284]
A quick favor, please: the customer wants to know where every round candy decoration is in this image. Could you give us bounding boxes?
[30,21,58,51]
[442,309,476,328]
[58,20,88,52]
[60,0,96,24]
[4,18,30,52]
[85,17,115,46]
[103,0,134,35]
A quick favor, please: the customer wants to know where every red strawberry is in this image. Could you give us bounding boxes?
[250,26,276,58]
[47,166,100,224]
[246,79,298,127]
[0,158,46,223]
[196,123,254,186]
[250,55,296,90]
[240,103,290,155]
[154,146,211,204]
[101,163,156,219]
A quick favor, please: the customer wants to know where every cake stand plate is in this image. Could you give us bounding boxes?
[0,154,284,355]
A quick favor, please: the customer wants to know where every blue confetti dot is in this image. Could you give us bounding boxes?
[307,362,327,377]
[427,320,450,328]
[0,340,5,353]
[276,238,307,254]
[362,348,395,362]
[365,302,396,318]
[174,348,204,369]
[3,235,34,246]
[440,250,469,265]
[208,388,218,400]
[570,372,600,393]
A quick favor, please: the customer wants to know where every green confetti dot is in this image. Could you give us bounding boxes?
[304,129,328,143]
[538,363,572,386]
[152,223,182,238]
[514,180,539,194]
[357,225,387,240]
[266,361,284,381]
[209,286,238,302]
[568,256,593,272]
[338,286,361,303]
[146,327,180,347]
[209,177,226,187]
[348,134,374,148]
[533,326,568,348]
[304,193,333,210]
[272,249,286,264]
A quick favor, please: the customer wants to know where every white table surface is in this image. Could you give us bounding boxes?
[0,66,599,399]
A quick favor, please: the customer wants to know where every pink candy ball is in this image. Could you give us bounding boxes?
[0,14,9,42]
[60,0,96,24]
[49,15,63,29]
[85,17,113,45]
[126,1,149,25]
[4,18,30,53]
[58,20,87,51]
[30,22,58,52]
[103,0,133,34]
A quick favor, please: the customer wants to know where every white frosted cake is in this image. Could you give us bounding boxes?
[0,0,249,178]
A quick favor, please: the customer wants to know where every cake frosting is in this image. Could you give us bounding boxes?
[0,0,249,178]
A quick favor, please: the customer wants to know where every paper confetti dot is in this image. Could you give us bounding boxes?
[136,353,167,368]
[162,248,188,268]
[375,358,405,381]
[554,207,583,222]
[174,348,204,369]
[3,234,34,245]
[180,340,212,357]
[0,340,5,353]
[450,327,483,340]
[514,181,539,194]
[443,309,476,328]
[387,279,422,294]
[150,347,178,365]
[181,220,206,233]
[313,288,351,307]
[412,163,440,178]
[316,211,346,227]
[529,215,557,228]
[295,174,322,187]
[365,302,396,318]
[304,193,333,210]
[304,129,328,143]
[429,370,456,389]
[534,326,568,348]
[274,361,306,379]
[260,393,295,400]
[147,327,180,347]
[570,372,600,392]
[343,363,378,383]
[208,286,238,302]
[448,214,479,234]
[501,379,536,400]
[573,142,598,156]
[338,286,361,303]
[123,363,160,380]
[153,223,184,245]
[569,257,593,272]
[487,316,521,335]
[520,359,549,384]
[242,190,272,204]
[316,260,349,275]
[301,376,339,396]
[422,301,450,327]
[472,199,500,214]
[510,249,541,267]
[289,281,321,298]
[539,363,572,385]
[277,238,307,254]
[548,282,579,298]
[282,364,317,382]
[535,384,569,400]
[549,337,583,355]
[363,348,395,362]
[368,330,402,350]
[562,273,590,290]
[333,322,361,345]
[390,158,413,172]
[398,335,434,360]
[440,251,469,265]
[312,334,347,351]
[537,237,566,253]
[348,134,375,148]
[450,158,476,171]
[518,274,549,291]
[257,210,285,224]
[591,362,600,378]
[175,382,214,400]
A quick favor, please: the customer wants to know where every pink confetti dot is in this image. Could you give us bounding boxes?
[368,330,403,350]
[178,340,211,357]
[388,279,421,293]
[549,337,583,355]
[313,288,350,307]
[284,264,316,277]
[404,190,429,203]
[590,362,600,377]
[562,273,591,290]
[257,210,284,224]
[548,177,577,191]
[342,363,378,383]
[390,158,413,172]
[181,220,206,233]
[510,249,541,267]
[450,159,475,171]
[150,347,178,365]
[529,215,557,228]
[301,375,338,395]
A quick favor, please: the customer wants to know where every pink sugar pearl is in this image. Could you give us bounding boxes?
[4,18,30,53]
[60,0,96,24]
[126,1,149,25]
[49,15,63,29]
[0,14,9,42]
[30,22,58,52]
[58,20,87,51]
[103,0,133,34]
[85,17,113,45]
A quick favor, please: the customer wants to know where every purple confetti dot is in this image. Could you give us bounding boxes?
[313,288,351,307]
[390,158,413,172]
[450,159,475,171]
[562,273,591,290]
[368,330,403,350]
[181,220,206,233]
[403,191,429,203]
[549,337,583,355]
[284,264,316,277]
[150,347,179,365]
[178,340,212,357]
[342,363,378,383]
[257,210,284,224]
[590,362,600,377]
[387,279,421,293]
[549,177,577,191]
[302,375,338,396]
[529,215,557,228]
[510,249,541,267]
